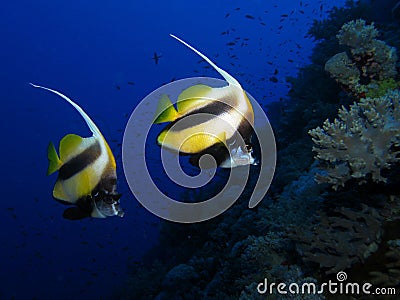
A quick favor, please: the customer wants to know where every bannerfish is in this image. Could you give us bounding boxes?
[30,83,124,220]
[153,34,256,168]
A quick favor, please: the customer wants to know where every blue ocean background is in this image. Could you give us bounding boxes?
[6,0,390,299]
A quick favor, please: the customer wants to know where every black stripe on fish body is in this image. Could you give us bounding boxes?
[167,100,237,133]
[76,195,94,214]
[58,141,102,180]
[189,143,229,168]
[92,175,118,195]
[222,118,254,164]
[182,98,234,118]
[59,193,96,219]
[236,115,254,146]
[62,195,94,220]
[190,120,254,169]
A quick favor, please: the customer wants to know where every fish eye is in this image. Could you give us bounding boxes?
[112,193,122,201]
[245,144,253,152]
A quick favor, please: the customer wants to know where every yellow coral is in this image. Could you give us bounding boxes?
[309,90,400,189]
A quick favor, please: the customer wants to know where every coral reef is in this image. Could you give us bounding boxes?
[324,52,360,89]
[160,263,199,297]
[365,78,400,98]
[309,90,400,189]
[269,1,374,192]
[325,19,398,97]
[292,192,400,290]
[120,164,326,299]
[239,266,323,300]
[120,2,400,299]
[336,19,379,54]
[369,239,400,287]
[293,204,384,274]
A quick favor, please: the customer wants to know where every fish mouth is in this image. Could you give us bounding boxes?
[232,154,256,167]
[219,146,257,168]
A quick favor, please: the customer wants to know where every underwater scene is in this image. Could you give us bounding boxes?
[2,0,400,299]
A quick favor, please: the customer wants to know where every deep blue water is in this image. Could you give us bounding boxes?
[1,0,345,299]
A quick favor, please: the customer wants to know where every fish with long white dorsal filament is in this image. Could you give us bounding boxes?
[153,34,257,168]
[31,83,124,220]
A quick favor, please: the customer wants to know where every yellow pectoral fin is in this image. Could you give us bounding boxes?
[154,94,178,124]
[47,142,62,175]
[177,84,213,113]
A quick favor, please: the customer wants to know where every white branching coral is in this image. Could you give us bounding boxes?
[309,90,400,189]
[337,19,378,54]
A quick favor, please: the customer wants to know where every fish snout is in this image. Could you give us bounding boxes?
[93,192,124,218]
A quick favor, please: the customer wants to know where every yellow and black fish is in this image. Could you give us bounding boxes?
[154,34,256,168]
[31,83,124,220]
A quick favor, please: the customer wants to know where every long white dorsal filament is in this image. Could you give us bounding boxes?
[170,34,241,88]
[30,83,103,139]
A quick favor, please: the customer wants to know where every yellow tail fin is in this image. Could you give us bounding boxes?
[154,94,178,124]
[47,142,62,175]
